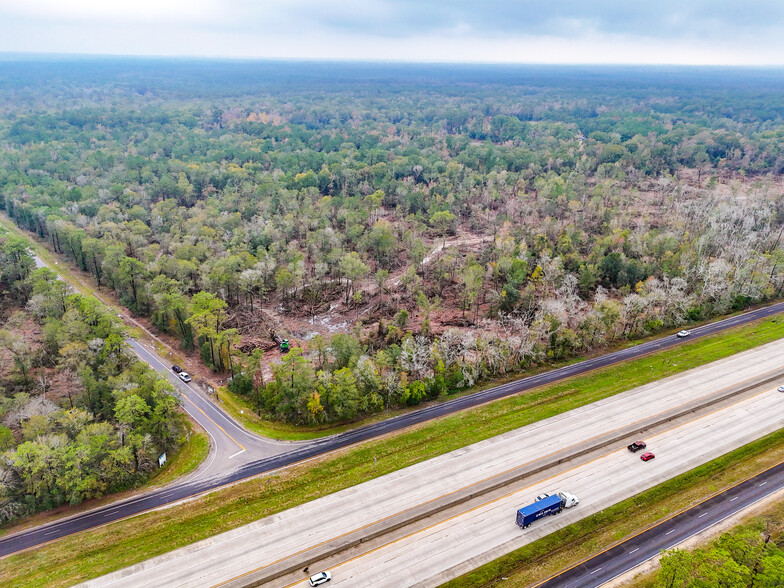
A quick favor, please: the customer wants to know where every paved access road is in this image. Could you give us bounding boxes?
[3,299,783,558]
[31,252,296,477]
[83,339,784,587]
[127,337,294,476]
[535,459,784,588]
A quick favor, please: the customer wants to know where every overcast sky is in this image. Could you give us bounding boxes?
[1,0,783,64]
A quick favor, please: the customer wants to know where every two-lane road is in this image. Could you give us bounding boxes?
[3,300,784,557]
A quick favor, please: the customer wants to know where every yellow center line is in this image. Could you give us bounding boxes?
[130,349,245,452]
[219,379,782,588]
[180,393,246,451]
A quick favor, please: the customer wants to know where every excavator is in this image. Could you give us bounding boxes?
[271,331,291,353]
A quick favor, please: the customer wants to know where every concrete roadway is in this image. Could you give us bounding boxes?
[82,338,784,588]
[279,378,784,588]
[3,247,781,557]
[536,459,784,588]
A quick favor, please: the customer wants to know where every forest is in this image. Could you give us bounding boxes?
[0,228,186,522]
[0,59,783,428]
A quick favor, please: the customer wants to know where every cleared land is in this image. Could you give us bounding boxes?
[1,316,783,587]
[84,338,784,587]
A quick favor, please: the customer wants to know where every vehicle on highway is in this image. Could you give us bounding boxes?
[676,330,691,338]
[178,372,192,383]
[171,365,182,373]
[640,452,656,461]
[558,491,580,508]
[309,571,331,586]
[778,385,784,392]
[627,441,647,452]
[517,491,579,528]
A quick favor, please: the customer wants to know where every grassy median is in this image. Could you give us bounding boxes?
[441,427,784,588]
[1,316,782,586]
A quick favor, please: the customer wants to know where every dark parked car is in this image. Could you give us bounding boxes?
[627,441,647,452]
[640,452,656,462]
[171,365,182,373]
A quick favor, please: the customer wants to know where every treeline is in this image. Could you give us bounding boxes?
[655,528,784,587]
[0,65,782,425]
[0,234,185,522]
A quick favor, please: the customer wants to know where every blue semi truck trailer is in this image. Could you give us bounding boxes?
[516,491,579,529]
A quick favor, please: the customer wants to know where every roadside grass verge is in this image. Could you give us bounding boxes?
[1,317,783,586]
[0,419,208,540]
[144,418,210,489]
[441,427,784,588]
[632,488,784,587]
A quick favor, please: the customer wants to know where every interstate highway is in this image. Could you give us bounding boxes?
[272,378,784,588]
[536,459,784,588]
[2,299,783,558]
[84,338,784,587]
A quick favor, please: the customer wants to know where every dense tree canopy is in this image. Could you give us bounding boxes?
[1,61,782,425]
[0,231,186,522]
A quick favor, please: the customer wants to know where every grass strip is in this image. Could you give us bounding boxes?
[144,418,210,489]
[0,317,782,586]
[631,487,784,587]
[0,419,208,539]
[441,427,784,588]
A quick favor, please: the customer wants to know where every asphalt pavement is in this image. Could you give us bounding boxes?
[3,258,783,559]
[265,380,784,588]
[83,343,784,588]
[536,459,784,588]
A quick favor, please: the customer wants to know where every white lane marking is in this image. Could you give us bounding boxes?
[699,512,708,518]
[730,496,739,501]
[44,529,60,536]
[665,529,675,535]
[759,481,767,486]
[229,449,246,459]
[601,476,784,588]
[629,547,639,554]
[103,509,120,517]
[590,568,601,574]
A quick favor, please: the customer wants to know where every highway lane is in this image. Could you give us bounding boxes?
[82,340,784,587]
[535,460,784,588]
[3,300,783,558]
[272,381,784,588]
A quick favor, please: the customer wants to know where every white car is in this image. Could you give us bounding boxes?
[309,571,331,586]
[676,330,691,338]
[778,385,784,393]
[178,372,192,383]
[535,493,550,501]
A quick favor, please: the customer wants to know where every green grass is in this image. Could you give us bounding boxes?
[0,419,209,540]
[145,419,210,488]
[1,316,783,586]
[631,487,784,588]
[441,427,784,588]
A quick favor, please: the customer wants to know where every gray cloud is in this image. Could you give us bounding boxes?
[231,0,784,40]
[0,0,783,63]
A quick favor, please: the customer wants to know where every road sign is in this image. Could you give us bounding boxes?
[158,453,167,468]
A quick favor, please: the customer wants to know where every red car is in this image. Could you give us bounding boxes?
[627,441,647,452]
[640,452,655,462]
